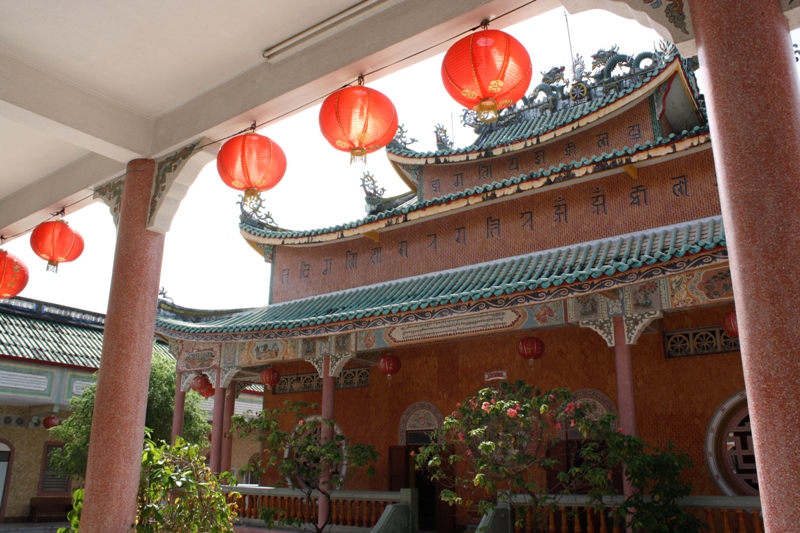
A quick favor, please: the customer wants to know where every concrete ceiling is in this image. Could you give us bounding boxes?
[2,0,736,240]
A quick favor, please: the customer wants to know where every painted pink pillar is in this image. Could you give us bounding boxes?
[613,316,636,497]
[80,159,165,532]
[209,374,226,473]
[689,2,800,529]
[171,372,186,443]
[318,356,336,529]
[221,385,237,473]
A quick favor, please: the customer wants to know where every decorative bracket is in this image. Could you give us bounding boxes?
[624,310,662,345]
[580,319,615,347]
[220,366,240,388]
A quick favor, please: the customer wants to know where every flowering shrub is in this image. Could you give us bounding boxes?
[415,381,703,533]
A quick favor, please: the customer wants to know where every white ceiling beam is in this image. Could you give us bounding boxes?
[0,153,125,240]
[152,0,560,156]
[0,50,152,162]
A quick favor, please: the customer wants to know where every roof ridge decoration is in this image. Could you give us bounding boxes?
[386,43,700,161]
[240,125,710,243]
[160,216,726,339]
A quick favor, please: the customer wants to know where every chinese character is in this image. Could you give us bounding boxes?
[455,226,466,245]
[346,251,358,270]
[322,258,332,275]
[371,247,382,265]
[486,217,501,238]
[479,164,492,181]
[453,173,464,187]
[596,132,609,148]
[431,179,440,193]
[630,184,649,206]
[281,269,290,284]
[300,262,310,279]
[591,188,607,215]
[520,211,533,231]
[671,175,690,197]
[398,240,408,258]
[554,196,568,223]
[427,233,437,251]
[508,158,519,171]
[533,150,546,166]
[564,142,577,157]
[628,124,642,140]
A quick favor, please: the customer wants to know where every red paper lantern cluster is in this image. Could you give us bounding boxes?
[260,368,280,390]
[722,310,739,338]
[217,132,287,198]
[442,28,532,123]
[518,336,545,368]
[0,250,29,298]
[319,85,398,165]
[43,415,60,429]
[378,354,401,382]
[30,220,84,273]
[191,374,215,398]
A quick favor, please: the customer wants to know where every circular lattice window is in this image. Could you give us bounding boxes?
[705,390,758,496]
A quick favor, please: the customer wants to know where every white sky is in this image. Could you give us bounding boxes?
[4,9,797,313]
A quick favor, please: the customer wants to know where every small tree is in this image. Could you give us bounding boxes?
[232,401,379,533]
[415,381,704,533]
[50,352,210,480]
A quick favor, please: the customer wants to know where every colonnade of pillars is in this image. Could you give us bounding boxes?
[74,4,800,531]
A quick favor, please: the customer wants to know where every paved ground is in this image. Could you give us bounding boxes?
[0,524,68,532]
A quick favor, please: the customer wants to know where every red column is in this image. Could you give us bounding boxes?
[613,316,636,497]
[690,2,800,529]
[80,159,165,532]
[318,356,336,529]
[209,373,226,473]
[171,372,186,443]
[221,385,237,473]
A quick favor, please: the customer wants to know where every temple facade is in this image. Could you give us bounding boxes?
[157,47,757,530]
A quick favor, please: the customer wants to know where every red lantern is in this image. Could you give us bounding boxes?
[260,368,280,389]
[43,415,60,429]
[217,132,287,198]
[518,336,545,369]
[0,250,29,298]
[319,85,398,165]
[722,310,739,338]
[200,385,215,398]
[29,220,84,273]
[191,375,209,392]
[378,354,401,383]
[442,28,532,123]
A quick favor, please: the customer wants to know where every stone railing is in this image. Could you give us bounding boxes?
[225,486,417,532]
[496,494,763,533]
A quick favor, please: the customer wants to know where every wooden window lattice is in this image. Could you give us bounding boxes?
[664,326,740,358]
[274,367,370,394]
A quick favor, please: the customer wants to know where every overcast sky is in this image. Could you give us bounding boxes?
[5,8,791,314]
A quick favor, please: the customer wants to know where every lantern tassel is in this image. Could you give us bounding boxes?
[46,261,59,274]
[477,99,499,123]
[387,374,392,387]
[350,147,367,166]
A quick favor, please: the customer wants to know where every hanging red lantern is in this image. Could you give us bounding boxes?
[260,368,280,389]
[217,132,287,199]
[378,354,401,383]
[518,336,545,369]
[42,415,60,429]
[0,250,29,298]
[200,385,215,398]
[191,375,209,392]
[29,220,84,273]
[442,27,532,123]
[319,83,398,165]
[722,310,739,338]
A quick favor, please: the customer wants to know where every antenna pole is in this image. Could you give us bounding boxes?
[564,9,576,79]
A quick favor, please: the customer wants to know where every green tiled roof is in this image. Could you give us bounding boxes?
[162,216,725,335]
[0,302,171,368]
[386,55,681,159]
[241,125,709,240]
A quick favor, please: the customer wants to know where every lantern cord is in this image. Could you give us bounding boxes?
[1,0,540,244]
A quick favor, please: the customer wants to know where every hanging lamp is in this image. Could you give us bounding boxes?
[378,353,401,383]
[260,368,280,390]
[518,336,545,374]
[441,23,532,123]
[319,76,398,165]
[217,127,287,201]
[30,219,84,273]
[0,250,29,298]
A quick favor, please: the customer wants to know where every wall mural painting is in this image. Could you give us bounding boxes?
[181,350,216,371]
[668,266,733,309]
[239,340,297,367]
[524,301,566,327]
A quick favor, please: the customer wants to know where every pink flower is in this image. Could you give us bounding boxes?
[469,400,477,409]
[507,408,518,418]
[617,428,624,434]
[514,403,520,410]
[410,451,415,457]
[548,394,555,401]
[491,399,496,404]
[298,420,305,426]
[564,402,575,414]
[465,449,472,457]
[577,402,583,409]
[555,423,562,430]
[456,402,462,408]
[482,402,491,412]
[451,411,458,417]
[458,432,465,442]
[570,420,576,427]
